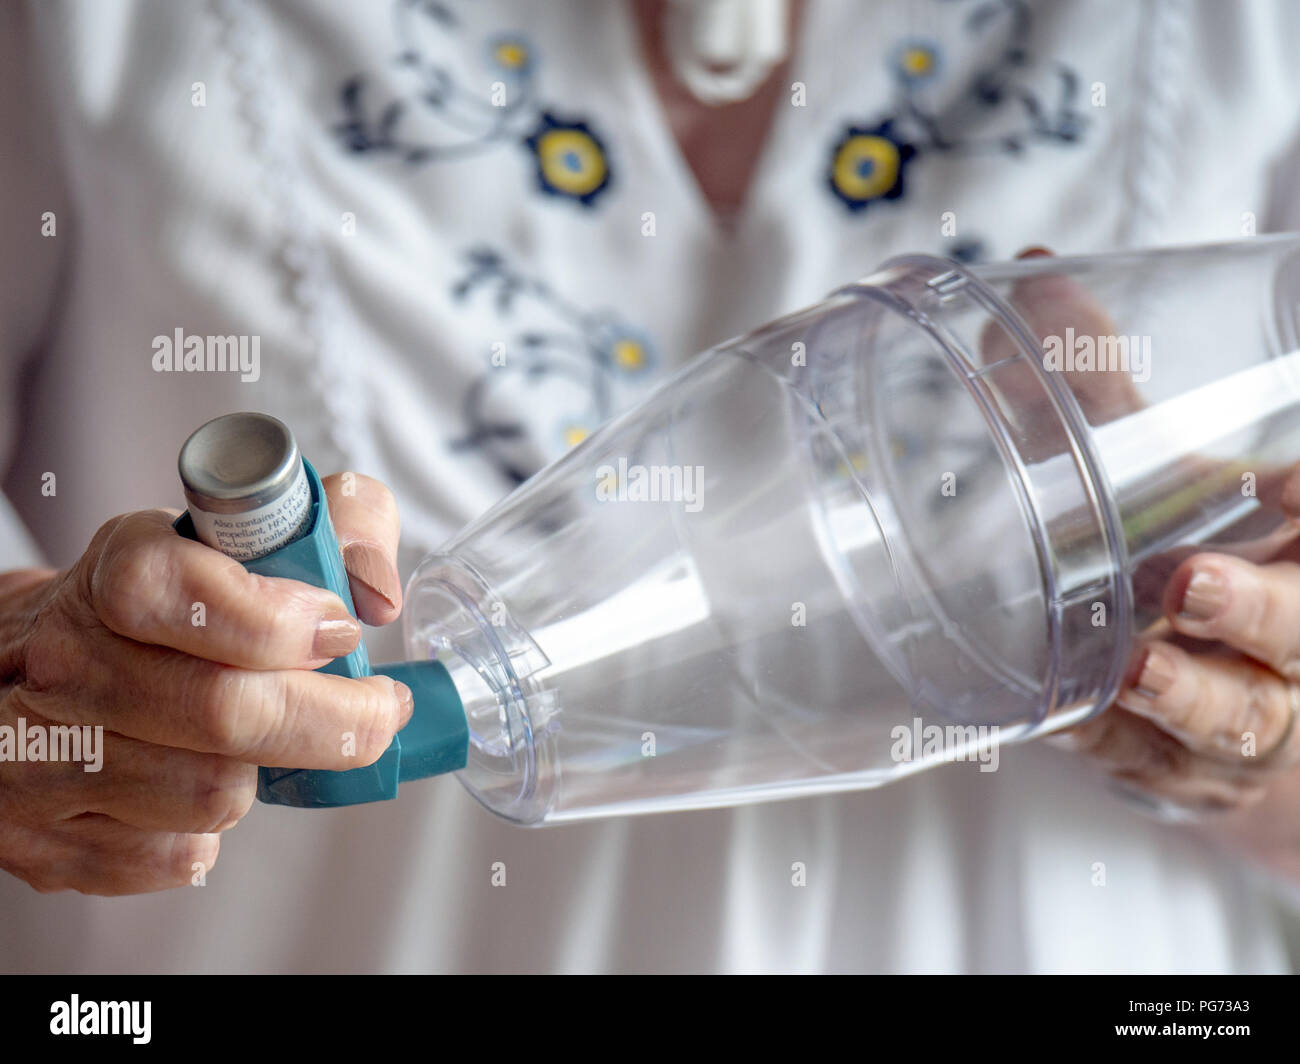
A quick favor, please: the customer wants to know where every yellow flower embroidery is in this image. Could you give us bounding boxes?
[826,121,916,212]
[900,46,936,77]
[612,338,646,372]
[527,115,611,205]
[493,40,529,70]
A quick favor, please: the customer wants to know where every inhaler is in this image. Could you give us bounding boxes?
[174,236,1300,823]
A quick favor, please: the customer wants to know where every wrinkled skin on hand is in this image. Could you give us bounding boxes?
[985,249,1300,879]
[0,472,411,895]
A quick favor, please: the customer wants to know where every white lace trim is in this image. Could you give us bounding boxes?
[1122,0,1191,247]
[207,0,380,488]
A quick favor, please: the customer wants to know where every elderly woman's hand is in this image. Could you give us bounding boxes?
[0,472,410,895]
[1061,550,1300,813]
[995,248,1300,876]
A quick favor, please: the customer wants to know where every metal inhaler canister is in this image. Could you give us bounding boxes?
[178,413,313,562]
[172,411,470,809]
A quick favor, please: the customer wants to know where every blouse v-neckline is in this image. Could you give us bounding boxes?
[614,0,811,237]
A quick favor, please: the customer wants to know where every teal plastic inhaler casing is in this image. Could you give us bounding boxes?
[173,458,469,807]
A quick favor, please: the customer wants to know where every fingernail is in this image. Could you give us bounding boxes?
[343,542,399,612]
[1134,645,1176,699]
[394,681,414,727]
[1179,569,1226,621]
[312,615,361,660]
[1016,245,1054,259]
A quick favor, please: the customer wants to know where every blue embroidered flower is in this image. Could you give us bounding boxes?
[558,423,592,450]
[487,33,533,77]
[525,112,612,206]
[827,121,916,212]
[450,249,654,483]
[892,39,942,84]
[825,2,1088,213]
[595,325,655,376]
[334,9,614,209]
